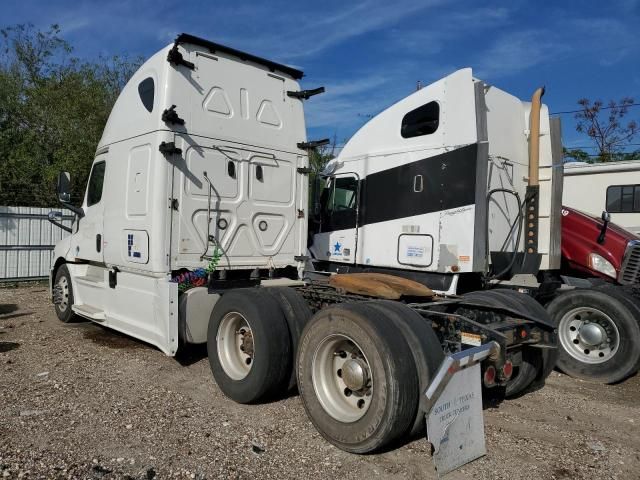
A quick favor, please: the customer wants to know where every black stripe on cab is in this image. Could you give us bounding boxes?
[359,143,478,226]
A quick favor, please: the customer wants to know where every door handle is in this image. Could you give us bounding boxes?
[96,234,102,253]
[413,175,424,193]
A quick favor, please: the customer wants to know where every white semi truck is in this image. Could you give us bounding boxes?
[48,34,563,468]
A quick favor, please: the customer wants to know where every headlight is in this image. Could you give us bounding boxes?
[588,253,617,279]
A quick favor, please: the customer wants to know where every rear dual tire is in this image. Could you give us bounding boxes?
[207,286,312,403]
[263,286,313,391]
[365,300,443,436]
[296,303,421,453]
[207,288,292,403]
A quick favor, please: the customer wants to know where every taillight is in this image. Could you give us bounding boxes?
[483,365,496,386]
[502,360,513,380]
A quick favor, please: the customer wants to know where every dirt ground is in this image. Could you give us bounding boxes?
[1,284,639,480]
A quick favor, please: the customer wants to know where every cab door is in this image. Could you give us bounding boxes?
[70,157,106,262]
[310,173,359,264]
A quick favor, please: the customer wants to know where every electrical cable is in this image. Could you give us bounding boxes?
[484,188,531,282]
[551,103,640,115]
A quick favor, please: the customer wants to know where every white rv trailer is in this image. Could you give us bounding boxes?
[563,160,640,234]
[48,34,561,466]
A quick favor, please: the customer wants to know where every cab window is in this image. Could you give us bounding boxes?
[320,176,358,232]
[87,161,106,206]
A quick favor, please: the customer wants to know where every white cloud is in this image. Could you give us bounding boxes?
[475,30,570,79]
[567,18,638,67]
[215,0,449,61]
[383,6,512,60]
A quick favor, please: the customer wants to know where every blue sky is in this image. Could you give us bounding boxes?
[4,0,640,155]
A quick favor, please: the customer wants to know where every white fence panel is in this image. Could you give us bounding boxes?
[0,206,73,281]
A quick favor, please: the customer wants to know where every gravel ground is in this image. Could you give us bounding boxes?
[1,284,639,479]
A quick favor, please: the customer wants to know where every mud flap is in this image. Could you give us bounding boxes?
[424,342,498,476]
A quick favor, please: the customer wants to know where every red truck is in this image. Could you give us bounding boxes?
[546,206,640,383]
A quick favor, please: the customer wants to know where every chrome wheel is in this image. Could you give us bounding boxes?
[558,307,620,364]
[54,276,70,312]
[312,334,373,423]
[216,312,254,380]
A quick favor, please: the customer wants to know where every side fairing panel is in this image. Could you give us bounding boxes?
[485,87,554,270]
[102,132,170,274]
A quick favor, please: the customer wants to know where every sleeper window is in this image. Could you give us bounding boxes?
[138,77,155,112]
[87,161,106,207]
[401,101,439,138]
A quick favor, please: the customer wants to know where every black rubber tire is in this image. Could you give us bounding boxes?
[53,264,77,323]
[263,286,313,391]
[297,302,419,454]
[592,283,640,372]
[547,288,640,384]
[365,300,444,436]
[207,288,291,404]
[461,290,552,397]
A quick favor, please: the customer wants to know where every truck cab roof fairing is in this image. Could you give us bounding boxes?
[98,33,304,150]
[334,68,477,164]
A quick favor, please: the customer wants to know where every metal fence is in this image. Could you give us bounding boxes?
[0,206,73,282]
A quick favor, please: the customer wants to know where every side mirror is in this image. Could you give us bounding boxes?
[55,170,84,219]
[597,210,611,244]
[57,171,71,203]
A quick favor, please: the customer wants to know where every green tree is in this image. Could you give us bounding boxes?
[562,147,591,163]
[574,97,638,162]
[610,149,640,161]
[0,24,141,207]
[306,137,338,218]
